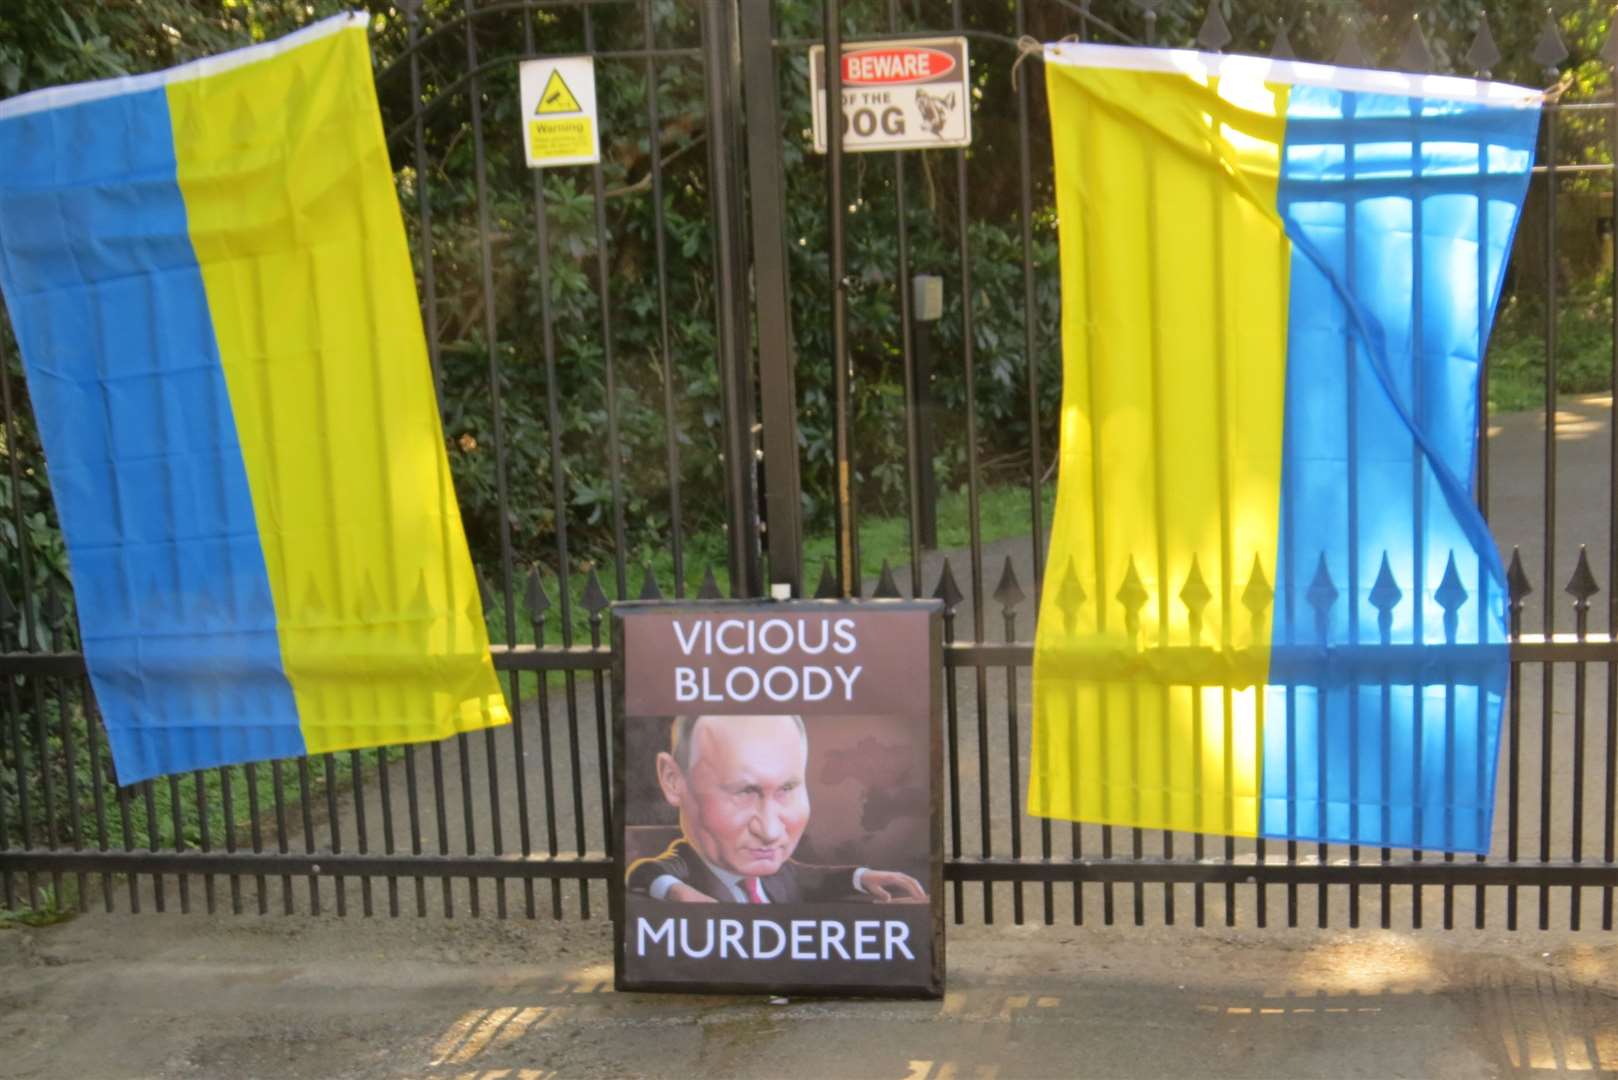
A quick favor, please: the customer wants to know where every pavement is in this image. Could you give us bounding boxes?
[2,912,1616,1079]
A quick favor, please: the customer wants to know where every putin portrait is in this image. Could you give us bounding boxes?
[625,714,927,904]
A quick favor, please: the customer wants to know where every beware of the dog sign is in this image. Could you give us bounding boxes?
[809,37,971,154]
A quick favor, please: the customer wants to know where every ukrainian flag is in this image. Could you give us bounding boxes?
[0,14,507,784]
[1029,45,1540,853]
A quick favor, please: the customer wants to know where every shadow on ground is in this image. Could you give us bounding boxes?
[2,915,1616,1079]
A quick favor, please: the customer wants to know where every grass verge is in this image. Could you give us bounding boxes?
[1488,281,1615,413]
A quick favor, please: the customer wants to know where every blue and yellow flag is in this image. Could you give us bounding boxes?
[0,14,507,783]
[1030,45,1540,853]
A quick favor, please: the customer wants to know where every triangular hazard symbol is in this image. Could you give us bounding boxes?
[536,69,582,114]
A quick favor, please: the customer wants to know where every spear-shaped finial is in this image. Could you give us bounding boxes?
[1180,556,1212,646]
[1436,551,1470,645]
[874,559,901,599]
[1306,553,1339,643]
[1270,21,1295,61]
[637,564,662,601]
[993,556,1026,613]
[1467,13,1502,77]
[1197,3,1232,52]
[1565,545,1600,624]
[1241,553,1273,624]
[1117,557,1148,640]
[814,558,839,600]
[1334,13,1369,68]
[1369,553,1403,645]
[1533,10,1569,77]
[1055,556,1086,632]
[1396,13,1432,73]
[933,559,964,614]
[581,565,610,620]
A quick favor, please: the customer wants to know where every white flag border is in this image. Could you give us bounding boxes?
[0,11,366,122]
[1043,41,1543,108]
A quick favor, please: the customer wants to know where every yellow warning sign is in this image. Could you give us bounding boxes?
[536,69,582,114]
[520,56,597,167]
[528,118,593,160]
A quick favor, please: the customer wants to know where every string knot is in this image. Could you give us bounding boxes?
[1011,36,1044,92]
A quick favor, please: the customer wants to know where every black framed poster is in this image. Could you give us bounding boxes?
[612,598,943,998]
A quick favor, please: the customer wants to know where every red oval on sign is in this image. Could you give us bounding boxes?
[840,47,955,86]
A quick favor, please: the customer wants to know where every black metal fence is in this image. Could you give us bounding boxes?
[2,0,1618,932]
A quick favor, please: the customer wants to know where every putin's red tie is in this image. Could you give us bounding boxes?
[744,877,766,903]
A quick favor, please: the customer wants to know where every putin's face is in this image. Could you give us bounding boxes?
[657,715,810,878]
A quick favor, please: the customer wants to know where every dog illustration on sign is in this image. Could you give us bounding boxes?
[914,88,956,137]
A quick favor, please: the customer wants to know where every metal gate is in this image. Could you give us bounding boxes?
[2,0,1617,932]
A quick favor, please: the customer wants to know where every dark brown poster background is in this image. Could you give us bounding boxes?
[621,607,929,717]
[613,600,942,998]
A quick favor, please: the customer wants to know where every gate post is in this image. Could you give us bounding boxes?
[822,0,858,597]
[740,1,805,597]
[699,0,763,597]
